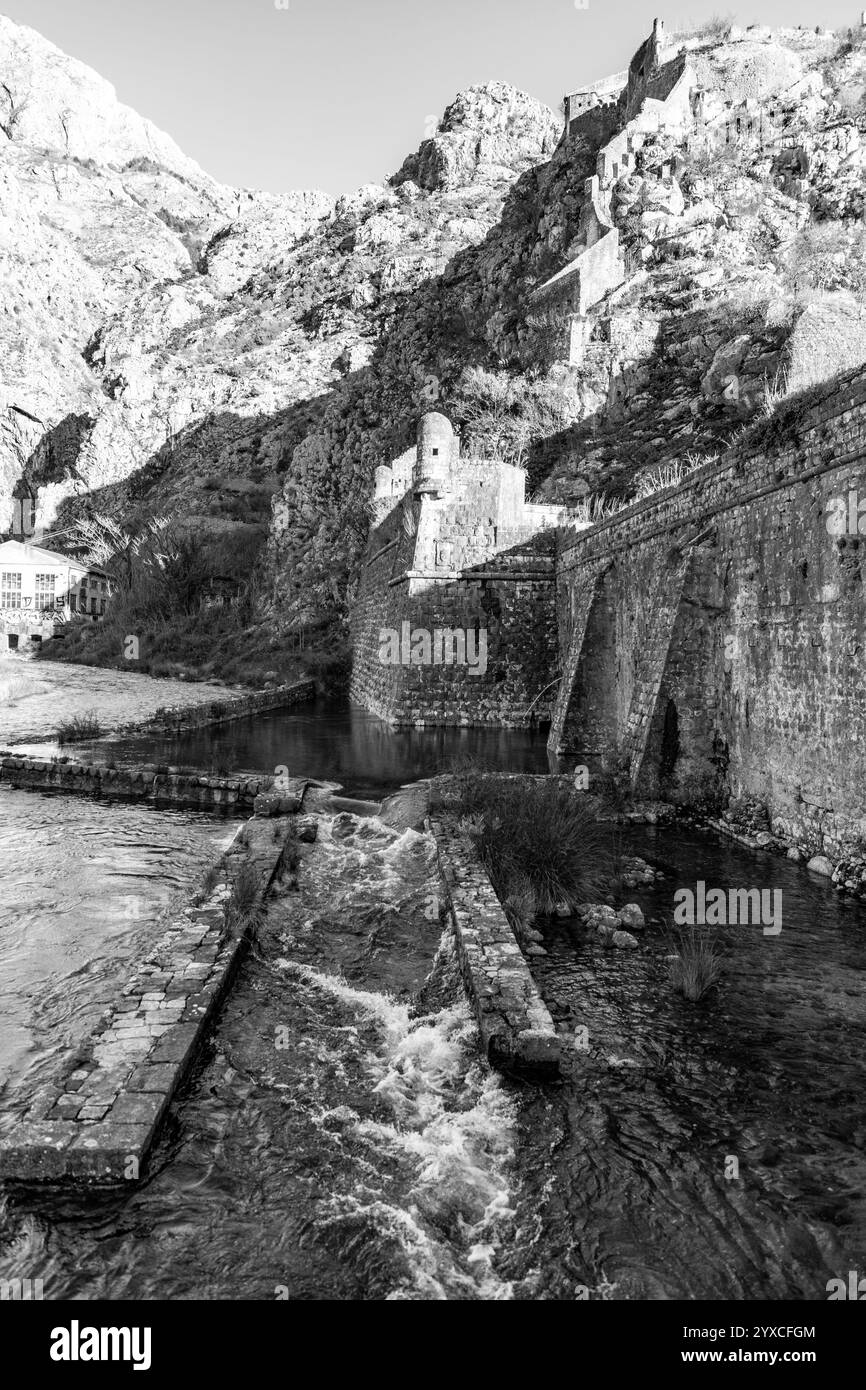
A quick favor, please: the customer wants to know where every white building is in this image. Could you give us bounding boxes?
[0,538,110,655]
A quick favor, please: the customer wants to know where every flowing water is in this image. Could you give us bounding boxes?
[0,788,233,1104]
[1,707,865,1300]
[0,807,518,1300]
[508,823,866,1301]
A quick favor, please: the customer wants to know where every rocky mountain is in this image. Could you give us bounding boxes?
[1,13,865,677]
[0,14,556,564]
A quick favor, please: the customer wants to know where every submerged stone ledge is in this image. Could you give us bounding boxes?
[428,812,562,1080]
[0,808,304,1184]
[0,753,295,813]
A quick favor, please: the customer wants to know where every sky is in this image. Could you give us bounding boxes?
[4,0,862,193]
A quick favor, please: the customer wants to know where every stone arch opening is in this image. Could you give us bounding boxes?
[659,698,680,782]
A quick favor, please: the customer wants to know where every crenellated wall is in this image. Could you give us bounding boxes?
[552,366,866,854]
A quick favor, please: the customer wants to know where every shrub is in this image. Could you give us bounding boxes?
[673,13,735,43]
[668,925,724,1000]
[56,711,102,745]
[782,223,866,299]
[452,771,611,914]
[452,365,577,467]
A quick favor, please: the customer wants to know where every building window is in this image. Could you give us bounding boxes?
[34,572,56,612]
[90,596,97,615]
[99,600,106,616]
[7,634,18,650]
[0,572,22,608]
[70,595,77,613]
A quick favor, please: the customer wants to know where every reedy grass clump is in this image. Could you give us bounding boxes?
[56,711,102,745]
[667,923,724,1001]
[451,769,611,918]
[224,861,262,935]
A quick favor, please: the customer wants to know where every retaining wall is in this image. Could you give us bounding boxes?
[132,678,315,735]
[553,366,866,854]
[429,812,562,1078]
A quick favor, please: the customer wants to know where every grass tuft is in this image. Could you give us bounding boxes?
[667,924,724,1001]
[224,861,262,935]
[56,711,102,745]
[193,863,221,906]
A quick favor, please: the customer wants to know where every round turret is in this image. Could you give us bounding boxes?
[413,412,454,496]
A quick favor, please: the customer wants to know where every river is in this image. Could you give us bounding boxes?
[1,701,864,1300]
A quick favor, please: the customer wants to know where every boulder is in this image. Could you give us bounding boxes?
[612,930,639,950]
[618,903,645,930]
[806,854,834,877]
[580,903,618,925]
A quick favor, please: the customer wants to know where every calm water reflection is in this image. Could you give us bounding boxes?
[63,698,554,797]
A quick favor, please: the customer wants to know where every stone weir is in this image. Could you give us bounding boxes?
[0,794,307,1184]
[552,364,866,856]
[428,810,562,1079]
[0,752,280,814]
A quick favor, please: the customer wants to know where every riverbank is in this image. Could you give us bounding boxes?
[0,663,246,746]
[0,662,315,748]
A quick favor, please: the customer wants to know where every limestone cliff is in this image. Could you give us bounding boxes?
[0,13,556,599]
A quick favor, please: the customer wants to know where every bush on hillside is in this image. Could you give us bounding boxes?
[452,366,577,467]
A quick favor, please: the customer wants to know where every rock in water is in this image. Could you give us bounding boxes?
[806,855,834,877]
[618,903,645,930]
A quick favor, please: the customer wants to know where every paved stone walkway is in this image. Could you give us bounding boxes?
[0,802,306,1183]
[0,662,246,746]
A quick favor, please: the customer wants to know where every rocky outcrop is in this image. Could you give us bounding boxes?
[391,83,560,191]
